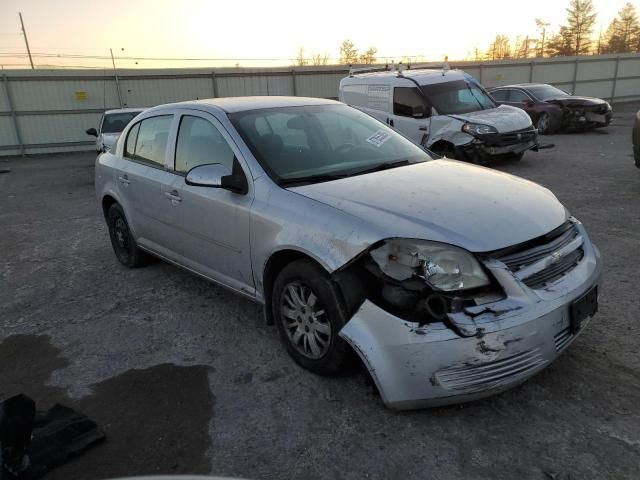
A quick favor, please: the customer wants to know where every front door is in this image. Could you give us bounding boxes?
[163,111,255,296]
[390,86,430,145]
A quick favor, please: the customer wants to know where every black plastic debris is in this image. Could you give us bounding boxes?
[0,394,105,480]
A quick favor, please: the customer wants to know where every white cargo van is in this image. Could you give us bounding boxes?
[339,68,540,164]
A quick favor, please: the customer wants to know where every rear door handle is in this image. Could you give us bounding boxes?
[164,190,182,203]
[118,174,130,185]
[389,119,394,127]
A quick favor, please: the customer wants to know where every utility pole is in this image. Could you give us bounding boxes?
[110,48,123,108]
[19,12,34,69]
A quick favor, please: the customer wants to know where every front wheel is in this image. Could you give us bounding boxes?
[272,259,351,376]
[537,113,555,135]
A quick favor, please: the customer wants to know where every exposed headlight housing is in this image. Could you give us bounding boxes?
[369,239,491,292]
[462,122,498,136]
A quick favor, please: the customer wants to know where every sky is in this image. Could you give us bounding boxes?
[0,0,637,69]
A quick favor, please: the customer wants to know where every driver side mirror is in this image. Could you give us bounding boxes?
[412,104,429,119]
[86,127,98,137]
[185,159,248,194]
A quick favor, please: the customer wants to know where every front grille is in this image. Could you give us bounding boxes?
[435,349,546,392]
[494,222,584,289]
[479,127,537,146]
[523,248,584,289]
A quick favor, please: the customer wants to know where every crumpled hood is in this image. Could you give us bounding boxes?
[546,96,607,107]
[290,160,567,253]
[449,105,532,132]
[100,133,120,149]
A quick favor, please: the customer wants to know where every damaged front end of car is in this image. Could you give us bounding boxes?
[332,218,601,410]
[550,100,612,130]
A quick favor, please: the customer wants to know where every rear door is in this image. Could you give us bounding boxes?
[163,110,255,295]
[390,86,431,145]
[118,114,177,255]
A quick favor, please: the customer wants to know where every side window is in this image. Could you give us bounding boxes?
[125,122,140,158]
[491,89,508,102]
[393,87,427,117]
[510,90,531,103]
[175,115,235,174]
[124,115,172,166]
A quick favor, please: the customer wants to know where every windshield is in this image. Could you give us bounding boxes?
[229,104,431,185]
[527,85,569,101]
[421,80,496,115]
[101,112,142,134]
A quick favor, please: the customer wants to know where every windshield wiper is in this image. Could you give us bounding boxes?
[279,173,349,186]
[348,159,413,176]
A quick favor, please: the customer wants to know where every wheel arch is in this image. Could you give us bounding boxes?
[262,249,330,325]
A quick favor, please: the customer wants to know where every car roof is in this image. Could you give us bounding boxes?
[342,68,467,86]
[146,96,340,114]
[490,83,546,90]
[104,107,146,115]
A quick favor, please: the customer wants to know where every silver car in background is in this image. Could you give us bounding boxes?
[95,96,601,410]
[86,108,145,153]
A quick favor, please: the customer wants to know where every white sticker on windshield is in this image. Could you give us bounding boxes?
[366,130,391,147]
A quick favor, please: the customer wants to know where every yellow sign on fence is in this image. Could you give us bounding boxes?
[74,91,88,101]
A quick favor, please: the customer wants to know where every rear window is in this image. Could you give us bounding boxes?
[102,112,142,134]
[124,115,172,167]
[490,89,508,102]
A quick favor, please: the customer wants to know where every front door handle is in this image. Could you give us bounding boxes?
[118,174,130,185]
[418,126,428,131]
[164,190,182,203]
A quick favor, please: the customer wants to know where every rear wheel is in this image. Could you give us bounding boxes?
[106,203,150,268]
[272,259,351,376]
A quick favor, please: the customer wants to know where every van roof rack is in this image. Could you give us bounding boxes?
[348,65,391,77]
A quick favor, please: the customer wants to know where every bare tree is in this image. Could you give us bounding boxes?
[311,53,330,66]
[359,47,378,64]
[602,3,640,53]
[295,48,308,67]
[339,40,359,64]
[535,18,551,56]
[548,0,598,56]
[486,34,512,60]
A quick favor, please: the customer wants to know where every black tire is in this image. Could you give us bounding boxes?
[272,259,351,376]
[537,113,555,135]
[106,203,150,268]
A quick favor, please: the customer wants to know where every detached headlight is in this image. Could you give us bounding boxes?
[370,239,490,291]
[462,122,498,136]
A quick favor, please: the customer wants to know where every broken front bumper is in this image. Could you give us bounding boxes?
[467,127,540,157]
[339,224,601,410]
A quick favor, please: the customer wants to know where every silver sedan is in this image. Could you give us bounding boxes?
[95,96,601,410]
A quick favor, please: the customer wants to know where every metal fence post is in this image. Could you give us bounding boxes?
[2,74,25,156]
[291,69,297,96]
[610,56,621,102]
[529,60,534,83]
[479,64,484,84]
[211,71,218,98]
[571,57,579,94]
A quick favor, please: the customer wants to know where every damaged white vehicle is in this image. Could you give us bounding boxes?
[95,96,601,410]
[339,68,541,164]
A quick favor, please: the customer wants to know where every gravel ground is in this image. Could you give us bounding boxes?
[1,102,639,480]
